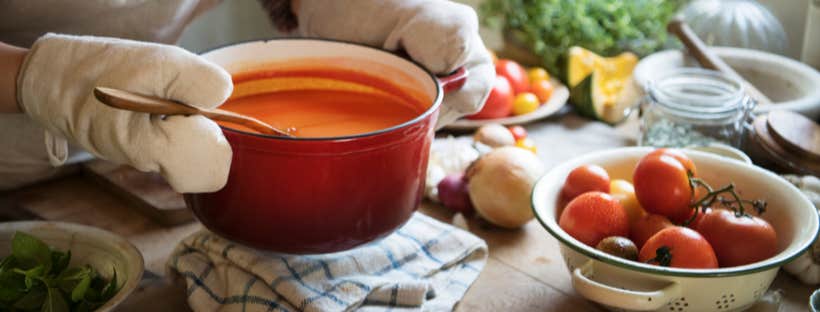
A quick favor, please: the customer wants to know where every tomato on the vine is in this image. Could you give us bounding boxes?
[630,213,673,249]
[638,227,718,269]
[559,192,628,247]
[633,153,693,223]
[694,208,778,267]
[647,148,697,177]
[561,165,610,201]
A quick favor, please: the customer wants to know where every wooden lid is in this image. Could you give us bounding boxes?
[753,113,820,176]
[767,110,820,161]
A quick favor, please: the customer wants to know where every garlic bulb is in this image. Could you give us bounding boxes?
[782,175,820,284]
[424,136,480,202]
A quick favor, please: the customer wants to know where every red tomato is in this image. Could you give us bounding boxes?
[495,59,530,94]
[530,79,554,103]
[647,148,697,177]
[561,165,610,201]
[468,75,514,119]
[507,125,528,141]
[633,153,693,223]
[630,214,674,249]
[694,209,778,267]
[683,206,711,229]
[559,192,629,247]
[638,227,718,269]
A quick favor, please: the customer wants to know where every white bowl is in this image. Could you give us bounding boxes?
[0,221,144,312]
[532,147,819,312]
[634,47,820,119]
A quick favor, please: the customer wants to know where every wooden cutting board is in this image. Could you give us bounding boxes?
[80,159,194,226]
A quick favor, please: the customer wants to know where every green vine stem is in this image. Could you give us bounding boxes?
[682,176,768,226]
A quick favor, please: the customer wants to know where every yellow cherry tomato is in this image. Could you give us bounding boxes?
[610,179,646,226]
[515,138,537,154]
[527,67,550,83]
[512,92,540,115]
[530,79,554,103]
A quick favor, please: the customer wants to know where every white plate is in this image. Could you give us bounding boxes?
[444,78,569,130]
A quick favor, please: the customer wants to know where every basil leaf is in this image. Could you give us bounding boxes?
[82,286,100,303]
[100,269,118,300]
[70,275,90,303]
[0,255,15,274]
[74,300,94,312]
[13,286,45,310]
[41,287,69,312]
[0,269,25,303]
[56,266,91,295]
[14,266,46,291]
[49,251,70,276]
[11,232,52,270]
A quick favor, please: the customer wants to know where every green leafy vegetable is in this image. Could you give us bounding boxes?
[480,0,684,80]
[12,232,52,270]
[0,231,120,312]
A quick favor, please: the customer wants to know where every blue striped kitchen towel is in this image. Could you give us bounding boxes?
[167,212,488,312]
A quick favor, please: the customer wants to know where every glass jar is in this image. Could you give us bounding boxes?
[639,68,755,148]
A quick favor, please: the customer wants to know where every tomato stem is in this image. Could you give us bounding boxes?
[683,176,767,225]
[646,246,672,267]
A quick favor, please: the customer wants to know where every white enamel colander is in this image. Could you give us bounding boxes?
[532,147,819,312]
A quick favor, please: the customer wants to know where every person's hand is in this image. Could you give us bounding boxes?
[294,0,494,127]
[17,33,233,193]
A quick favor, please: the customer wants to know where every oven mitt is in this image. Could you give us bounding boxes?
[294,0,494,127]
[16,33,233,193]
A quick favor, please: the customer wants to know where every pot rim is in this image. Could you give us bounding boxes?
[532,146,820,278]
[200,38,443,142]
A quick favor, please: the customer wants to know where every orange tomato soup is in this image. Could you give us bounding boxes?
[218,68,429,138]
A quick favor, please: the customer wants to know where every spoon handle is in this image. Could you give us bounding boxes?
[93,87,291,136]
[667,19,773,106]
[94,87,200,115]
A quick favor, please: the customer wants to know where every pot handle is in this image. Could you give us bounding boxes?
[437,67,468,93]
[572,260,682,311]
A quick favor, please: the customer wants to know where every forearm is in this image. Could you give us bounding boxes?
[0,42,27,114]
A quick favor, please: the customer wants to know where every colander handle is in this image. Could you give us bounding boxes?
[572,260,682,311]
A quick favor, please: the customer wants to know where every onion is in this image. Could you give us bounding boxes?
[437,173,475,215]
[466,146,545,228]
[473,124,515,148]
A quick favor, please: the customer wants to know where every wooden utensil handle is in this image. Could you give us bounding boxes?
[667,19,773,106]
[94,87,200,115]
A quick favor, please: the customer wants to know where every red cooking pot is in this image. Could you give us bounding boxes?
[186,39,466,254]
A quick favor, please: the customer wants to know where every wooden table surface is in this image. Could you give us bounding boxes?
[0,114,816,311]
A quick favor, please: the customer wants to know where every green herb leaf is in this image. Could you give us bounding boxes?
[479,0,684,79]
[0,269,25,303]
[12,286,45,310]
[56,266,92,295]
[11,232,52,270]
[70,275,90,303]
[42,287,69,312]
[100,269,118,301]
[49,251,70,276]
[14,265,46,291]
[0,255,16,274]
[74,300,94,312]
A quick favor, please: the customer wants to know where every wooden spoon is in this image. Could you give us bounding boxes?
[667,18,773,106]
[93,87,291,137]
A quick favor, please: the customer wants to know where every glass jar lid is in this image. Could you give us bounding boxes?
[648,68,747,122]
